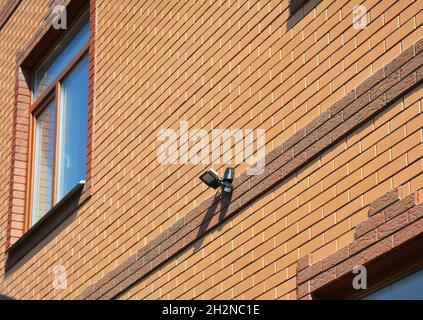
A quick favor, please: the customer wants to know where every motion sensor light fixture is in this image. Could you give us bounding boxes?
[199,168,235,193]
[221,167,235,193]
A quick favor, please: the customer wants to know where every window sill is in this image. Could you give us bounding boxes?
[6,181,87,272]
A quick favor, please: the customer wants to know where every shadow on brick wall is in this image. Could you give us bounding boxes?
[287,0,321,30]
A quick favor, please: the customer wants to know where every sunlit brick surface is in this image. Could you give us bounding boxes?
[0,0,422,299]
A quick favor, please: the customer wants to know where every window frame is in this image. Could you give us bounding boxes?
[26,14,90,232]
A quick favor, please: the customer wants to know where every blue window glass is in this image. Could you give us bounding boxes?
[32,99,56,225]
[33,12,89,99]
[56,53,89,202]
[363,268,423,300]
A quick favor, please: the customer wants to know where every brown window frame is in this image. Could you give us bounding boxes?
[25,14,90,232]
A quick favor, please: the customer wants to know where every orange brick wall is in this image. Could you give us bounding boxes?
[119,84,423,300]
[0,0,421,299]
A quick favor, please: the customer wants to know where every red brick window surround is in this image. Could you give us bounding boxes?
[6,0,95,269]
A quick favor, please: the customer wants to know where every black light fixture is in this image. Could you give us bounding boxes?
[199,169,221,189]
[221,167,235,193]
[199,168,235,193]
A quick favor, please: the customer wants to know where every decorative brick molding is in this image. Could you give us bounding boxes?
[78,37,423,300]
[296,188,422,300]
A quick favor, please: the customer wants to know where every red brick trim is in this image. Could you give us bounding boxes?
[296,189,423,300]
[78,38,423,300]
[7,67,31,248]
[0,0,22,31]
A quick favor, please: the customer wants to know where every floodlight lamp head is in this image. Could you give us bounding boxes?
[199,169,221,189]
[199,168,235,193]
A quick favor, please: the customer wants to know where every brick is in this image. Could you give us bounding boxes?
[384,194,417,220]
[355,212,385,239]
[368,188,401,216]
[380,207,410,237]
[283,128,306,151]
[416,65,423,82]
[306,133,331,160]
[364,237,394,262]
[2,0,422,302]
[335,252,364,279]
[409,204,423,222]
[321,246,349,271]
[297,281,311,299]
[265,144,284,165]
[330,90,356,116]
[416,38,423,55]
[297,261,322,285]
[343,92,371,120]
[297,255,311,272]
[349,229,378,255]
[305,110,330,134]
[310,267,337,292]
[336,237,393,278]
[385,46,415,76]
[386,72,417,103]
[80,285,96,300]
[356,94,386,124]
[294,130,318,155]
[356,68,385,98]
[370,70,400,100]
[269,148,295,173]
[331,115,356,142]
[282,151,307,176]
[399,51,423,78]
[318,112,343,138]
[393,218,423,247]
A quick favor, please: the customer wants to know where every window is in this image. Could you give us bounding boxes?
[29,11,89,227]
[363,268,423,300]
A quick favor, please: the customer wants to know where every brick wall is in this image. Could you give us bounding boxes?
[118,83,423,300]
[0,0,422,299]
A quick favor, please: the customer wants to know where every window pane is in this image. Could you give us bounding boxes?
[34,12,89,99]
[363,268,423,300]
[56,53,89,202]
[32,99,56,225]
